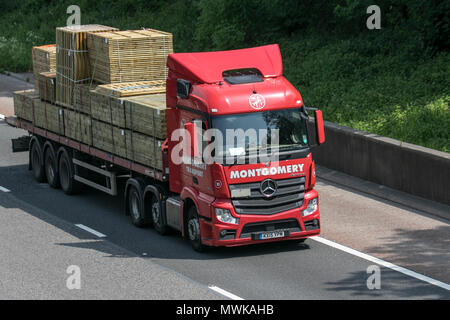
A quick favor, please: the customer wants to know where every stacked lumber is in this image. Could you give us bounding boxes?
[87,29,173,84]
[89,89,166,168]
[123,94,167,139]
[13,89,39,122]
[64,109,92,145]
[132,132,164,170]
[38,72,56,104]
[92,120,131,159]
[15,24,170,173]
[90,89,126,127]
[95,80,166,97]
[91,120,163,169]
[73,83,96,114]
[56,25,118,107]
[32,45,56,90]
[33,100,64,135]
[90,90,166,137]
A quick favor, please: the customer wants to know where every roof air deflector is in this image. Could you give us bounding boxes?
[222,68,264,85]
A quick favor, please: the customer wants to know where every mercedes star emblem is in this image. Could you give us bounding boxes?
[260,179,277,198]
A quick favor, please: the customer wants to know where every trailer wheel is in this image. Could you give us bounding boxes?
[128,186,149,228]
[187,206,207,252]
[150,195,166,235]
[58,149,81,195]
[30,141,45,183]
[44,147,60,189]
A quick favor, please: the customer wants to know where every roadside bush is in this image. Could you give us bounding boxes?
[0,0,448,152]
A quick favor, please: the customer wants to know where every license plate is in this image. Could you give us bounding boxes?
[255,230,288,240]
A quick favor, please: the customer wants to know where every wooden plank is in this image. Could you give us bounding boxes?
[131,131,164,170]
[90,89,126,127]
[91,120,131,159]
[87,29,173,84]
[95,80,166,97]
[33,100,64,135]
[12,89,39,122]
[56,25,118,107]
[38,72,56,104]
[64,109,92,145]
[90,90,167,139]
[32,44,56,92]
[91,119,163,170]
[123,94,167,139]
[73,83,96,114]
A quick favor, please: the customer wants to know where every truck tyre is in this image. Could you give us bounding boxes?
[58,149,81,195]
[44,146,60,189]
[151,195,167,235]
[187,206,207,252]
[128,185,149,228]
[30,141,45,183]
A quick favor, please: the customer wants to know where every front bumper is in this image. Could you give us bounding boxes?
[200,190,320,247]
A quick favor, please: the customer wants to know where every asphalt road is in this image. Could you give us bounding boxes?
[0,118,449,300]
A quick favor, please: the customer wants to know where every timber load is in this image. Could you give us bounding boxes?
[13,24,171,172]
[32,44,56,91]
[87,29,173,84]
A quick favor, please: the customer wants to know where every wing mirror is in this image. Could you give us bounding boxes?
[314,110,325,145]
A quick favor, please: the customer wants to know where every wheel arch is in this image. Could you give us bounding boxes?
[181,196,197,239]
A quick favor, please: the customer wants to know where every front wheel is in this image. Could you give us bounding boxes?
[187,206,207,252]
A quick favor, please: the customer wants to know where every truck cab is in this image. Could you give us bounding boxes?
[164,44,325,250]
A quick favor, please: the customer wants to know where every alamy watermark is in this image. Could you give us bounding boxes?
[67,5,81,27]
[171,128,282,166]
[366,265,381,290]
[66,265,81,290]
[367,5,381,30]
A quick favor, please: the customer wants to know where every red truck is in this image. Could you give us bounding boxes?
[7,44,325,251]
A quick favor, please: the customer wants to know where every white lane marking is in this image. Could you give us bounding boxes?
[311,236,450,291]
[75,224,107,238]
[0,186,11,192]
[209,286,244,300]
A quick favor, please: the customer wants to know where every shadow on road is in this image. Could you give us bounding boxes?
[365,226,450,283]
[0,164,312,262]
[325,267,450,299]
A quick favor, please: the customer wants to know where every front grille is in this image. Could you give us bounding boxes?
[230,176,305,215]
[240,219,301,238]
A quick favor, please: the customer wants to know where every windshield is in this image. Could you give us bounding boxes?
[210,108,309,158]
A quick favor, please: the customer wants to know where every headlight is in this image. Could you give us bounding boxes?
[215,208,239,225]
[302,198,318,217]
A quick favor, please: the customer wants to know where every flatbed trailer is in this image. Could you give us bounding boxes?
[6,116,168,181]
